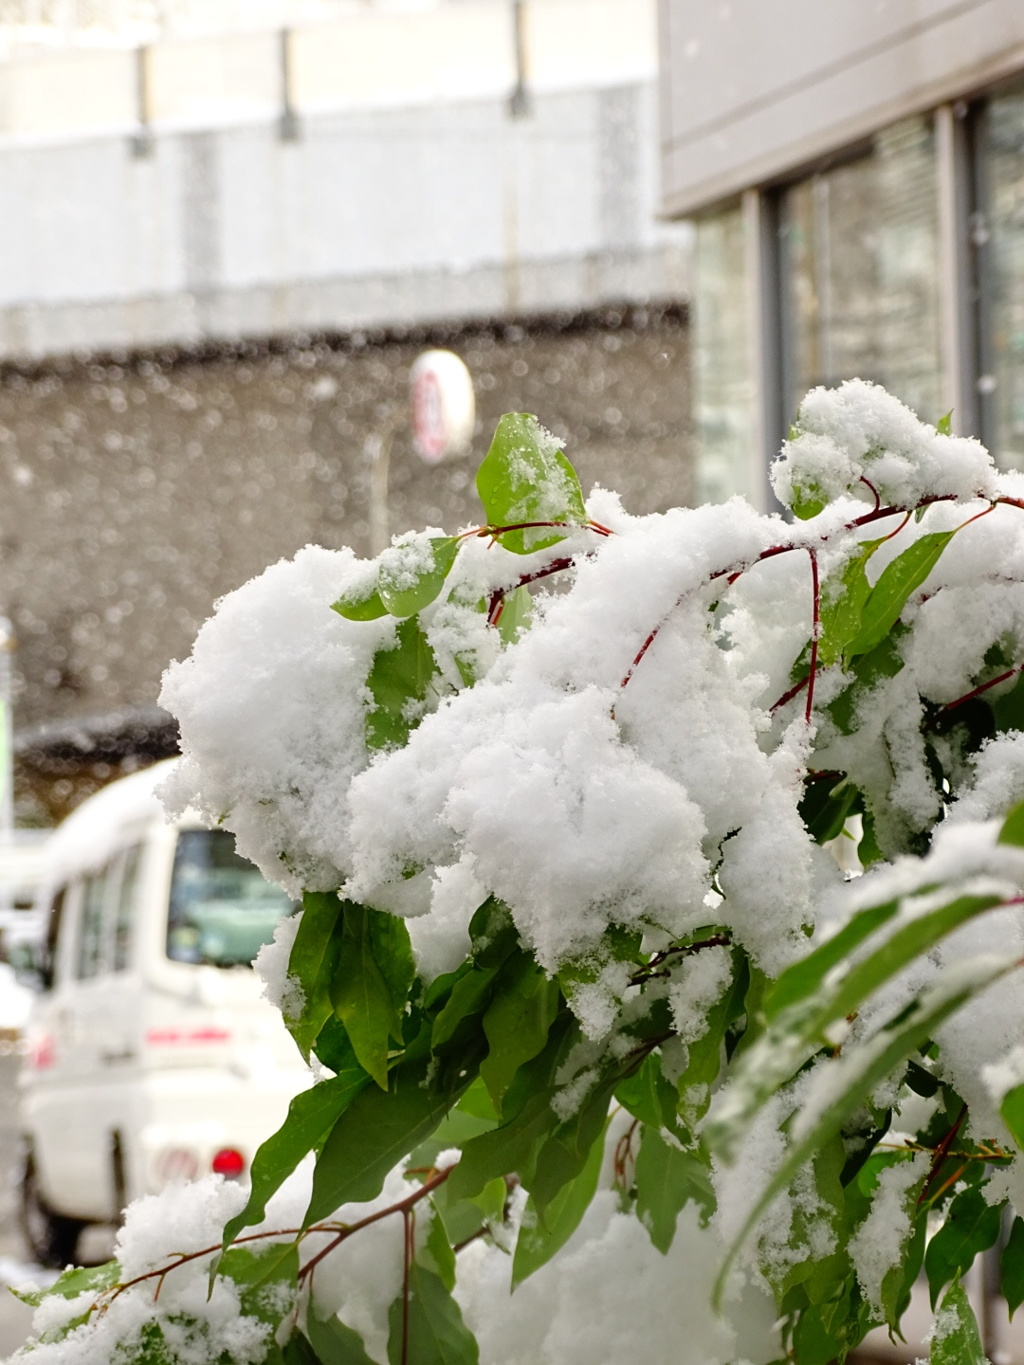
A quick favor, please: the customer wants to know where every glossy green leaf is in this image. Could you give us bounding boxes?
[304,1311,378,1365]
[331,902,403,1089]
[713,953,1019,1307]
[11,1259,120,1308]
[817,538,884,668]
[1000,1080,1024,1151]
[386,1262,480,1365]
[287,893,344,1059]
[223,1068,370,1250]
[447,1091,558,1204]
[925,1184,1001,1307]
[937,411,954,436]
[846,530,958,658]
[635,1128,714,1253]
[512,1117,606,1286]
[496,585,533,646]
[331,585,389,621]
[715,892,1004,1156]
[378,537,462,618]
[479,956,561,1109]
[220,1241,299,1330]
[366,617,439,751]
[765,900,899,1020]
[998,799,1024,848]
[306,1052,471,1224]
[931,1280,986,1365]
[1001,1216,1024,1317]
[475,413,586,555]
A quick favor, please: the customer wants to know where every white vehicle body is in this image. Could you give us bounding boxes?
[19,760,308,1255]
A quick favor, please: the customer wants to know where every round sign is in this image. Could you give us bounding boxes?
[410,350,475,465]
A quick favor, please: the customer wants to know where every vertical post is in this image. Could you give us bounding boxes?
[743,187,783,512]
[509,0,530,119]
[279,28,299,142]
[936,102,978,437]
[131,45,153,158]
[0,618,14,918]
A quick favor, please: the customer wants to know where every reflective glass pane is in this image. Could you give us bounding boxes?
[167,830,294,968]
[979,89,1024,469]
[780,116,942,427]
[692,202,754,503]
[76,872,108,979]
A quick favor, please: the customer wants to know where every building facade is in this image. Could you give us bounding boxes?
[659,0,1024,505]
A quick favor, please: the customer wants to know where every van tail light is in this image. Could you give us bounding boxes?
[212,1148,246,1179]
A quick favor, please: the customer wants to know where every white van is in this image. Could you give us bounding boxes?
[18,760,309,1267]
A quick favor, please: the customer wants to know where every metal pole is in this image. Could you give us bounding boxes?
[279,29,299,142]
[509,0,530,119]
[0,618,14,918]
[366,412,405,556]
[131,45,153,158]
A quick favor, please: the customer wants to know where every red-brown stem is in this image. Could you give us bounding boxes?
[859,476,881,513]
[918,1104,968,1207]
[297,1165,453,1283]
[806,548,820,725]
[939,663,1024,717]
[487,555,580,626]
[771,673,810,714]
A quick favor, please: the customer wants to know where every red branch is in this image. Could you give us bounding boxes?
[806,548,820,725]
[933,663,1024,720]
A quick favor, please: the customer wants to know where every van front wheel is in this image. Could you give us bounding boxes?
[19,1151,84,1270]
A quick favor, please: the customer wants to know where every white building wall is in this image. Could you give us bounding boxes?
[0,0,688,360]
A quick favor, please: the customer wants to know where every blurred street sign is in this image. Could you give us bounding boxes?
[410,350,475,464]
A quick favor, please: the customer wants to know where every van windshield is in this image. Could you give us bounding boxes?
[167,831,295,968]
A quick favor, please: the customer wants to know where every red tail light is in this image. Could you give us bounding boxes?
[211,1147,246,1179]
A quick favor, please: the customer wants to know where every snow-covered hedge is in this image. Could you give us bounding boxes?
[15,385,1024,1365]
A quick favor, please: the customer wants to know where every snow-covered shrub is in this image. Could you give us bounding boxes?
[16,385,1024,1365]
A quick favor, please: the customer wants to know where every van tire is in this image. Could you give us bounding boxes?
[19,1151,84,1270]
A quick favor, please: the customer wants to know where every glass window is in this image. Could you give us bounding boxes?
[167,830,295,969]
[76,872,109,979]
[780,115,943,429]
[692,201,754,503]
[112,845,142,973]
[977,87,1024,470]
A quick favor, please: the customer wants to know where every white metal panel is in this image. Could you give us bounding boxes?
[660,0,1024,216]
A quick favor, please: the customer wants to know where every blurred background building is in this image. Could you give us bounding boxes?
[661,0,1024,508]
[0,0,692,823]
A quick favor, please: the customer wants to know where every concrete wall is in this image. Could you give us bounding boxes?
[659,0,1024,217]
[1,307,693,822]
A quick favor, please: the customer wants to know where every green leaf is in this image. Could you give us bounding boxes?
[305,1311,378,1365]
[846,530,958,658]
[475,413,586,555]
[331,585,390,621]
[817,538,884,668]
[11,1259,120,1307]
[798,775,860,845]
[925,1184,1002,1307]
[713,954,1020,1308]
[431,966,500,1052]
[287,893,344,1059]
[1002,1216,1024,1317]
[331,902,402,1089]
[306,1053,471,1224]
[1001,1080,1024,1150]
[496,585,533,646]
[998,799,1024,848]
[387,1262,479,1365]
[366,617,439,751]
[220,1241,299,1329]
[718,892,1004,1154]
[223,1069,370,1250]
[479,956,561,1110]
[379,537,463,619]
[512,1116,606,1286]
[635,1128,714,1253]
[937,410,954,436]
[765,899,899,1020]
[931,1280,986,1365]
[447,1092,558,1204]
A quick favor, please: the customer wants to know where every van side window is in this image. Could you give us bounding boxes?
[112,846,142,972]
[77,872,109,980]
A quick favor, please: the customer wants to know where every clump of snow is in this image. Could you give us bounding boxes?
[848,1151,930,1315]
[772,378,998,513]
[254,907,305,1020]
